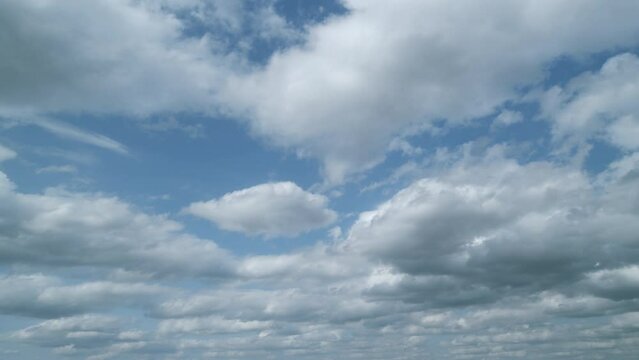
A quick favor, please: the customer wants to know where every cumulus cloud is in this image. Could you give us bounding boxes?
[345,147,639,303]
[185,182,337,237]
[224,0,639,182]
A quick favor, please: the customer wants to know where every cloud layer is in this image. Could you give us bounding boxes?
[3,145,639,358]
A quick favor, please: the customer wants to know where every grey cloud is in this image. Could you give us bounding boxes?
[581,266,639,301]
[0,0,224,116]
[346,148,639,304]
[364,273,497,308]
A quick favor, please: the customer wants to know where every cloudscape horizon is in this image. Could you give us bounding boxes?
[1,1,639,359]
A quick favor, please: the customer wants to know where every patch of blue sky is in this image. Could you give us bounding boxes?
[28,114,335,254]
[542,46,639,88]
[275,0,348,28]
[175,0,347,66]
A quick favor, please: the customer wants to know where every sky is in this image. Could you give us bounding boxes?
[1,0,639,359]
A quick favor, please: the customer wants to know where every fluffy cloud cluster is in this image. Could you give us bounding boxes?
[225,0,639,182]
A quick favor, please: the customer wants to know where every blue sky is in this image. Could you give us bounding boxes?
[1,1,639,359]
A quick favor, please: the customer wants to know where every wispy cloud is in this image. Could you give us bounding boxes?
[9,116,128,155]
[36,165,78,174]
[0,143,17,162]
[31,118,128,155]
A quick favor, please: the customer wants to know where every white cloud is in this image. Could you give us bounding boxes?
[185,182,337,237]
[608,115,639,150]
[223,0,639,183]
[542,53,639,151]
